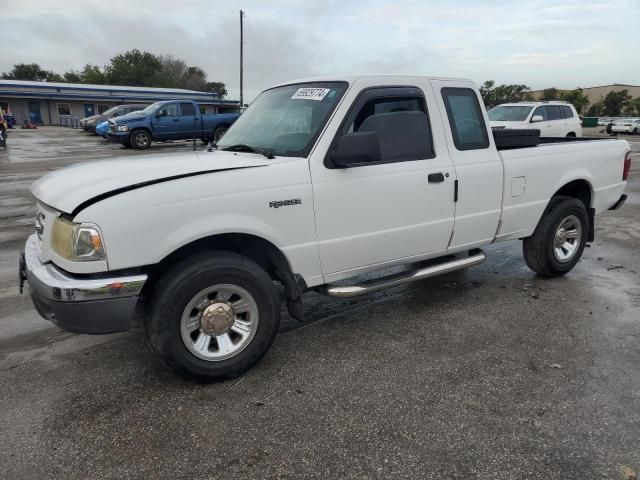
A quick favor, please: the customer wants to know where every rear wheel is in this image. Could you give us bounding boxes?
[213,126,228,143]
[131,129,152,150]
[566,132,576,137]
[145,251,280,382]
[522,196,588,277]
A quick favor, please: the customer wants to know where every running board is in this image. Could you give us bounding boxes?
[319,250,486,298]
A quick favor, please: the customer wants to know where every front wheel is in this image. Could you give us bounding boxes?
[131,129,152,150]
[145,251,280,382]
[523,196,588,277]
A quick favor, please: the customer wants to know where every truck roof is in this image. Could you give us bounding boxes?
[273,74,473,88]
[496,101,573,107]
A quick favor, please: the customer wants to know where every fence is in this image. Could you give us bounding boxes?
[59,115,81,128]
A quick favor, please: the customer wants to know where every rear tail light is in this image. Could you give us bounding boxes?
[623,151,631,181]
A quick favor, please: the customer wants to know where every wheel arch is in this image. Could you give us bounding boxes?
[142,232,305,303]
[545,178,595,241]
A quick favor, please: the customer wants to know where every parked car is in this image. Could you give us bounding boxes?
[95,120,109,138]
[20,75,630,382]
[80,104,149,133]
[611,118,640,135]
[96,110,143,138]
[107,100,240,149]
[488,101,582,137]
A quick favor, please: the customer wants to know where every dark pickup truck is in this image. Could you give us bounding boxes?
[107,100,240,149]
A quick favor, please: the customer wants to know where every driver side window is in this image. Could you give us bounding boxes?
[342,95,434,162]
[158,104,179,117]
[441,87,489,151]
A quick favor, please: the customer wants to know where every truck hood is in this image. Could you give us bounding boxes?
[111,114,146,124]
[32,151,279,215]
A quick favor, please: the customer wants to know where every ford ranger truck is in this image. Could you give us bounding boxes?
[20,76,631,382]
[107,99,240,149]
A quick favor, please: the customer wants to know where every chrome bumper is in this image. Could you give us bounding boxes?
[21,234,148,334]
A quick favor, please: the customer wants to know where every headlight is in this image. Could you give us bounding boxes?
[117,125,129,132]
[51,217,106,262]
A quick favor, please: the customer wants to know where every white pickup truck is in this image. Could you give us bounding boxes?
[20,75,631,382]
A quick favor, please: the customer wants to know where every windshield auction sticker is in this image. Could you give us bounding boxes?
[291,88,331,101]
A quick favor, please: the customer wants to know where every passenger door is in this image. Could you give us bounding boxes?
[151,103,180,140]
[531,105,555,137]
[310,83,456,282]
[431,80,503,250]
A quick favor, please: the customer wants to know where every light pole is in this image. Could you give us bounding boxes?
[240,10,245,108]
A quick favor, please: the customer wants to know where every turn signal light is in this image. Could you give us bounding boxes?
[623,151,631,181]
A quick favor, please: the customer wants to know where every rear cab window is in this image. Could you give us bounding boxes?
[441,88,489,150]
[180,103,196,116]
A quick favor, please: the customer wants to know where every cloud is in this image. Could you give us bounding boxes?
[2,0,639,98]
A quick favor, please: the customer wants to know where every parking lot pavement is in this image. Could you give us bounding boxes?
[1,127,639,479]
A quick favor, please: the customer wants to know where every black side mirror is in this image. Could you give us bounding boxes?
[329,131,381,168]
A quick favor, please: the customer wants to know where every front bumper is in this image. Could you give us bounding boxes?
[107,130,130,143]
[20,234,147,334]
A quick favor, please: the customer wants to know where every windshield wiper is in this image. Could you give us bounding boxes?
[221,144,275,159]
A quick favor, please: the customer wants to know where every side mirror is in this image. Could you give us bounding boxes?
[329,131,381,168]
[531,115,544,123]
[155,110,166,117]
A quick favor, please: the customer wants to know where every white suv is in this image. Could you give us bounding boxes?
[488,101,582,137]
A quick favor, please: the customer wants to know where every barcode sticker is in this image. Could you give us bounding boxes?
[291,88,331,101]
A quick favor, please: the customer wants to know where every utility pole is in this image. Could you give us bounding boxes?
[239,10,244,108]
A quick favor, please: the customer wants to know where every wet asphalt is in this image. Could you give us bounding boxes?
[0,127,638,479]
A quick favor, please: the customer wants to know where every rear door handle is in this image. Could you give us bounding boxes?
[428,173,445,183]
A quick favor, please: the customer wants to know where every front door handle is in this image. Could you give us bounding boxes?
[428,173,445,183]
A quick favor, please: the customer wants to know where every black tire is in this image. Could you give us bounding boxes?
[566,132,576,137]
[523,196,588,277]
[120,136,132,148]
[633,128,638,135]
[131,129,152,150]
[213,126,228,143]
[145,251,280,382]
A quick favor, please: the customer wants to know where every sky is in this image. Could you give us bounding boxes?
[3,0,639,101]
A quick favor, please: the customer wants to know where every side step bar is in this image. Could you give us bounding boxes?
[319,250,486,298]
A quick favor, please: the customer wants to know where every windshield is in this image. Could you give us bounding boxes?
[102,106,120,116]
[140,102,163,114]
[217,82,348,157]
[488,105,533,122]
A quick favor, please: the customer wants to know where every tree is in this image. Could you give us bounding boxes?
[559,88,590,114]
[540,88,560,101]
[81,64,108,84]
[154,55,187,88]
[586,102,604,117]
[627,97,640,116]
[2,53,226,95]
[63,70,82,83]
[1,63,61,82]
[105,49,163,87]
[480,80,533,108]
[602,90,631,116]
[180,65,208,91]
[206,82,227,98]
